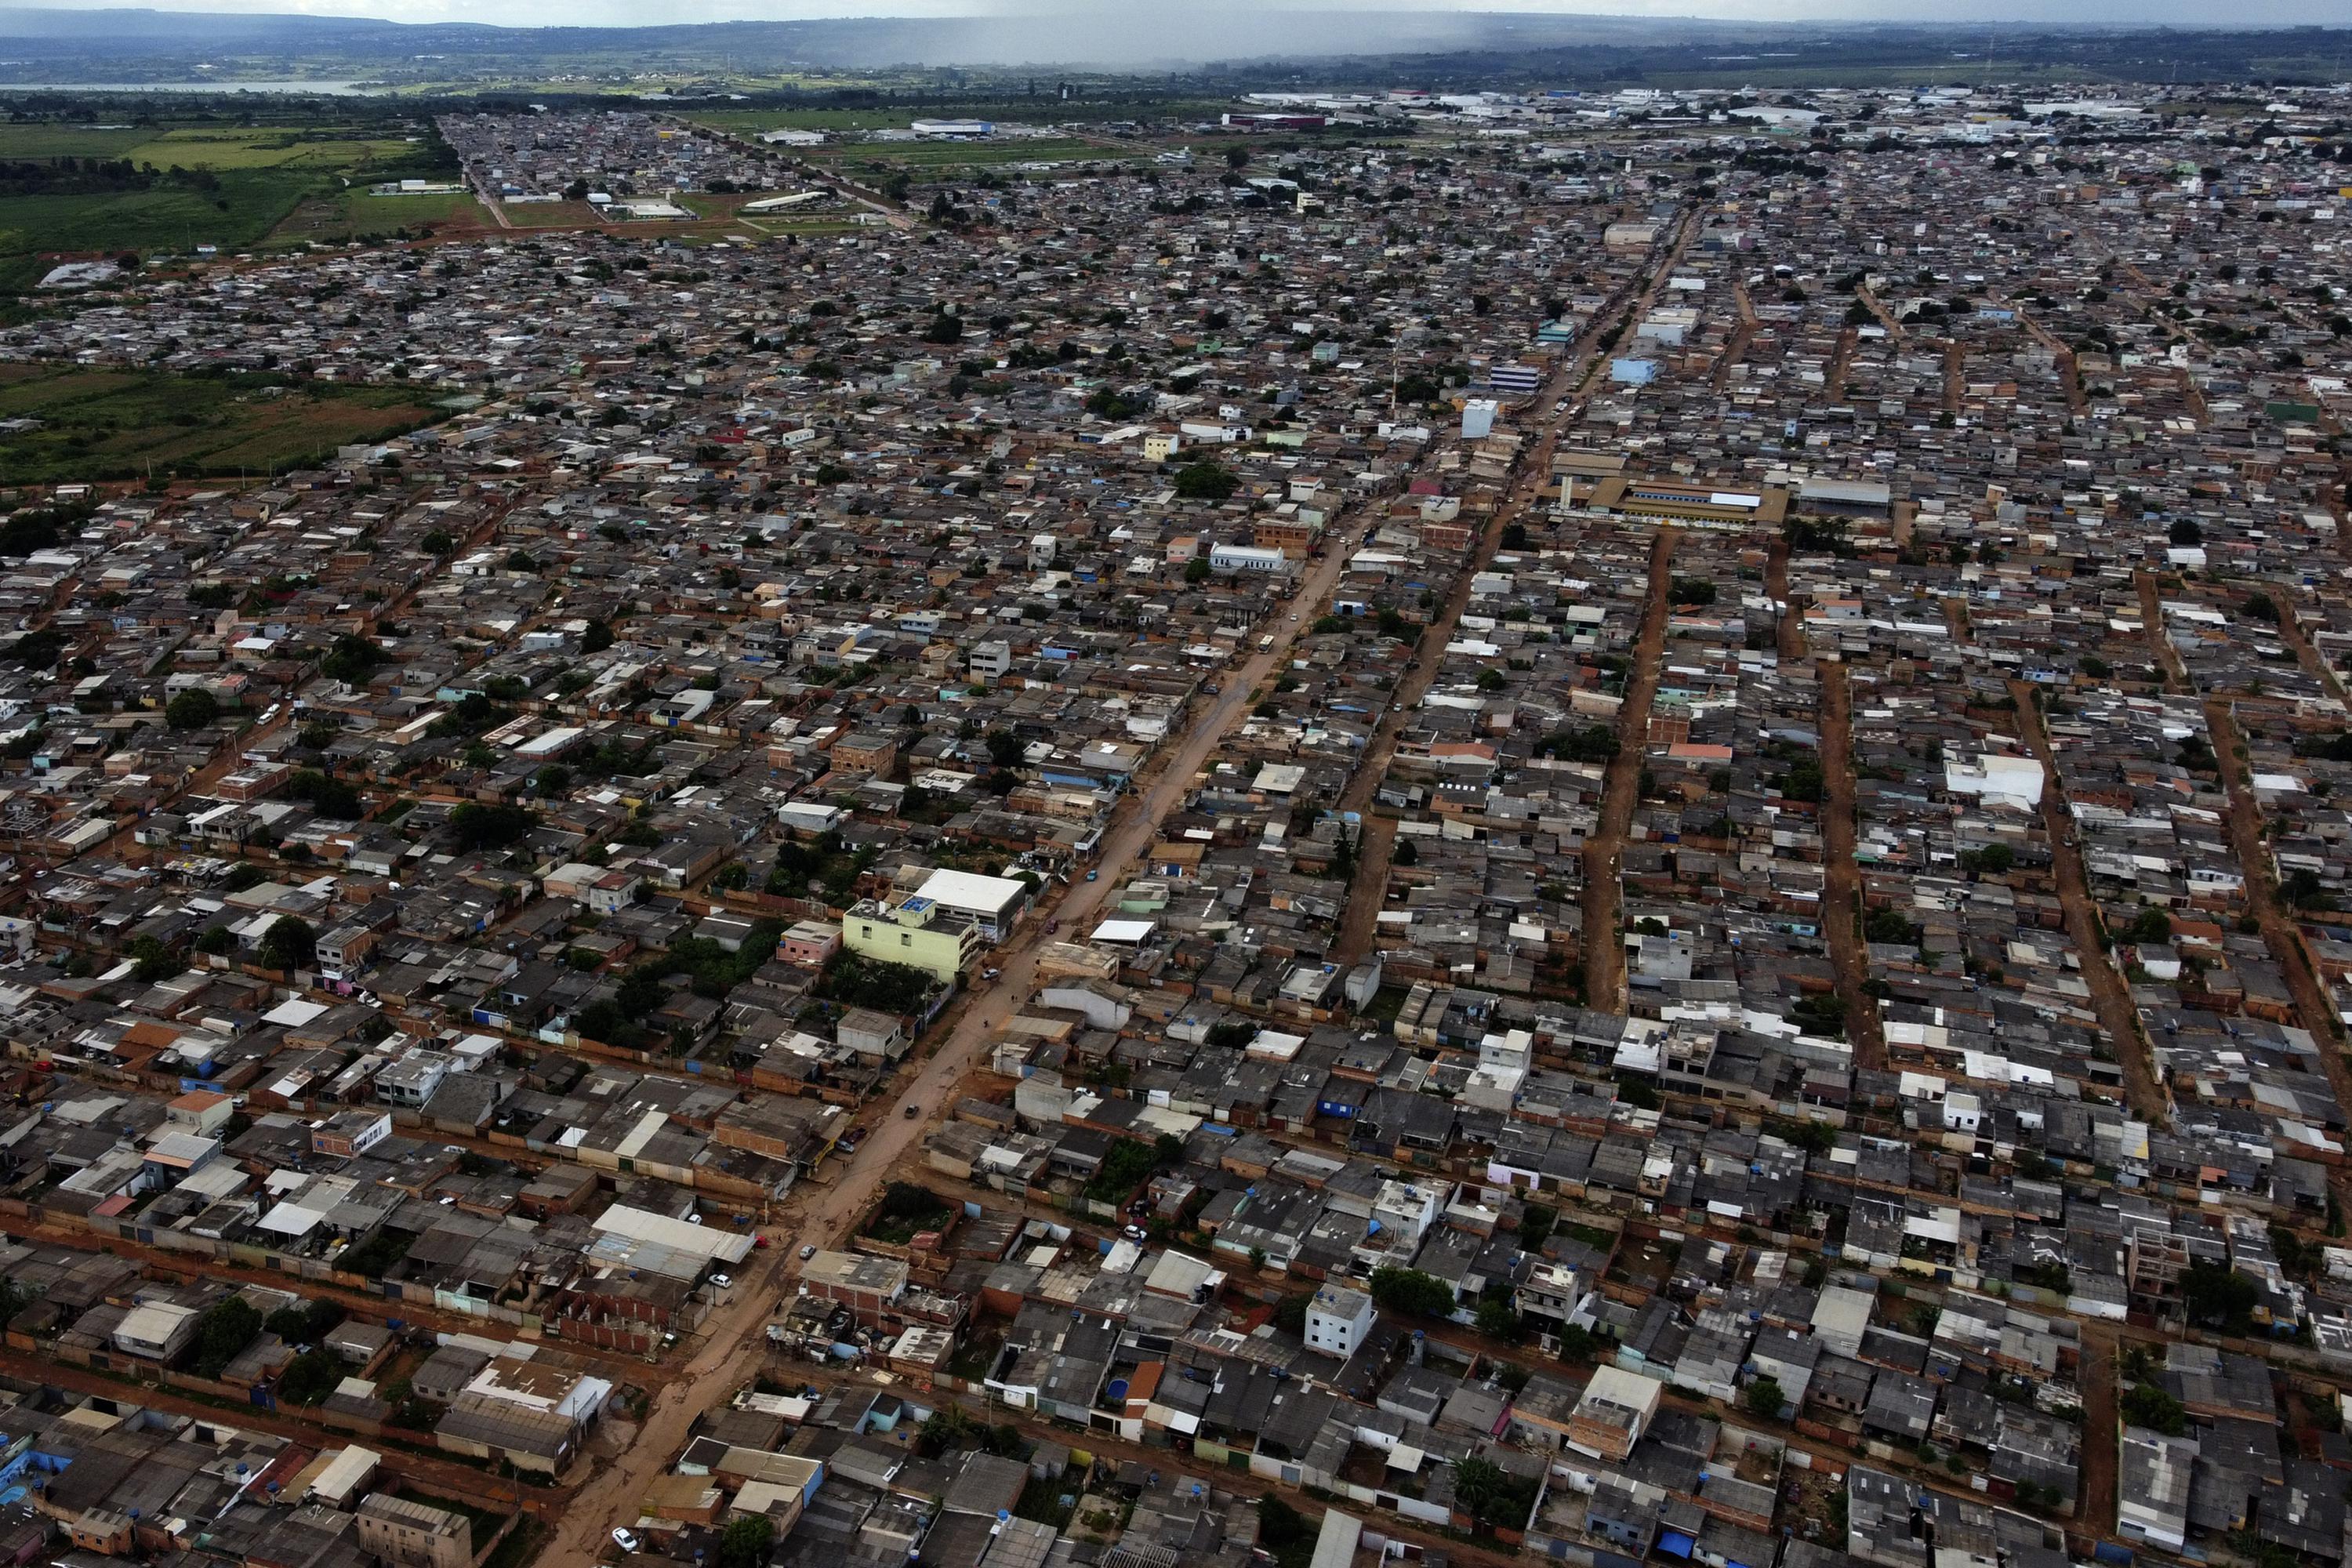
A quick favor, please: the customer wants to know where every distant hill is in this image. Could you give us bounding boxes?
[0,7,2338,81]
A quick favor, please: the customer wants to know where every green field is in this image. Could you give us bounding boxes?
[0,114,456,291]
[0,365,443,484]
[0,124,159,158]
[271,186,486,245]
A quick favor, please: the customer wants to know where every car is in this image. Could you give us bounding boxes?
[1122,1224,1149,1242]
[1085,869,1098,882]
[753,1235,769,1249]
[685,1213,701,1225]
[710,1272,731,1290]
[983,966,1001,981]
[800,1243,818,1261]
[904,1102,920,1119]
[612,1528,641,1554]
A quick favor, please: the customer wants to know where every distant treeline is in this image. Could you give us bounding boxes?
[0,156,223,198]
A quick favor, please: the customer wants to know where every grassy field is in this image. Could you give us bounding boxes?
[122,125,426,172]
[0,114,454,291]
[0,364,442,484]
[496,198,607,228]
[0,167,311,291]
[0,124,159,159]
[270,186,487,245]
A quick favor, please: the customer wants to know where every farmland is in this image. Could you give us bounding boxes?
[0,363,443,485]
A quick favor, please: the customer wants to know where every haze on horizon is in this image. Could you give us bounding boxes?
[3,0,2350,49]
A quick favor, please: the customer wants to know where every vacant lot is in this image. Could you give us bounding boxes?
[0,364,442,485]
[270,187,487,246]
[498,198,605,228]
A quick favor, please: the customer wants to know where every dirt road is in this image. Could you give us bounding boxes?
[1818,667,1888,1069]
[540,480,1374,1566]
[2008,680,2168,1123]
[1581,527,1678,1011]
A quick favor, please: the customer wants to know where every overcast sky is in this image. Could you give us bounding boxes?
[22,0,2352,42]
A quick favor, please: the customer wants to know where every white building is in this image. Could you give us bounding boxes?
[913,868,1030,942]
[1209,543,1294,575]
[1305,1284,1376,1357]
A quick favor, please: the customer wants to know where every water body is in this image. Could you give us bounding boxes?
[0,79,383,96]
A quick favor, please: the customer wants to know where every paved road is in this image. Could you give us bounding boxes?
[543,521,1368,1563]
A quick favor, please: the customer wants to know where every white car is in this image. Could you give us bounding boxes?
[710,1272,731,1290]
[612,1527,640,1553]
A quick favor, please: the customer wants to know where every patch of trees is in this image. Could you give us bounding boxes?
[0,157,220,198]
[815,952,937,1015]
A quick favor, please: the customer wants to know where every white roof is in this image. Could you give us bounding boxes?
[263,997,330,1028]
[915,867,1028,916]
[591,1203,754,1265]
[1091,919,1156,945]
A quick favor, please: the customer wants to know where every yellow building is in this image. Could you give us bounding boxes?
[844,896,985,982]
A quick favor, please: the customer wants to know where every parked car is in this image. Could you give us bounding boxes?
[903,1102,920,1119]
[709,1272,731,1290]
[612,1528,640,1554]
[799,1243,818,1261]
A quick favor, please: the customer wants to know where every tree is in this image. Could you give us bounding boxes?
[126,935,177,983]
[2169,518,2202,546]
[1184,556,1211,583]
[715,1515,775,1568]
[187,1294,263,1377]
[195,924,236,956]
[1669,575,1718,606]
[449,801,537,851]
[320,635,383,685]
[2181,1261,2258,1334]
[2122,1381,2189,1436]
[1172,460,1240,502]
[1475,1295,1520,1339]
[922,312,964,345]
[1453,1454,1536,1533]
[258,915,315,972]
[582,619,615,653]
[165,688,219,729]
[1369,1265,1457,1319]
[1272,1294,1311,1334]
[2243,592,2279,623]
[273,1348,342,1408]
[1743,1375,1788,1420]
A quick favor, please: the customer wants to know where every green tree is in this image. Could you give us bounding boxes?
[2181,1261,2258,1334]
[258,915,315,972]
[1184,556,1211,583]
[1475,1295,1520,1339]
[1744,1375,1788,1419]
[1173,461,1240,502]
[2122,1381,2189,1436]
[1453,1454,1536,1533]
[1369,1266,1456,1319]
[187,1294,263,1377]
[582,619,615,653]
[125,935,177,983]
[165,688,219,729]
[714,1515,775,1568]
[448,801,537,851]
[319,635,384,685]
